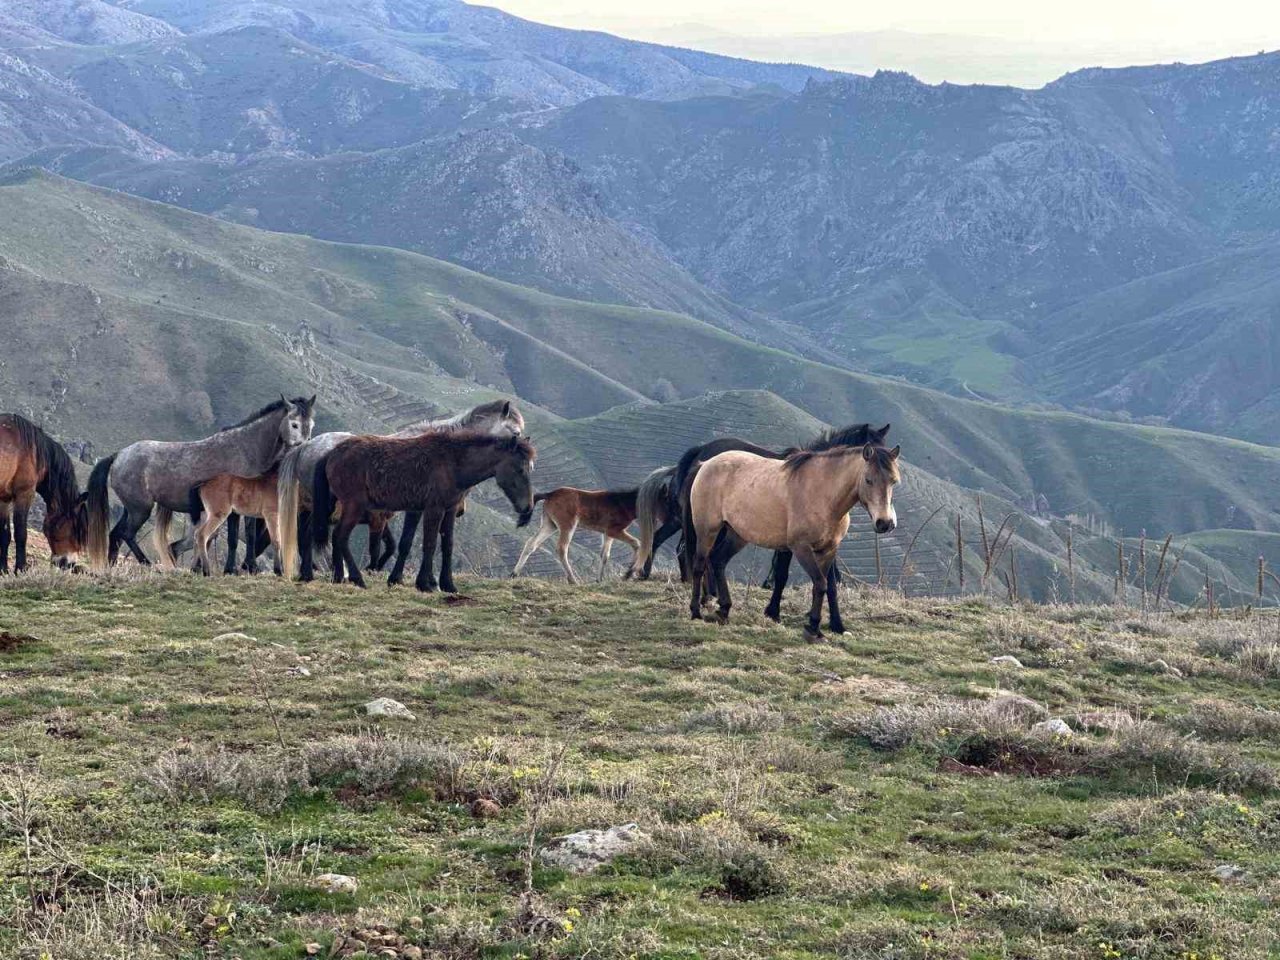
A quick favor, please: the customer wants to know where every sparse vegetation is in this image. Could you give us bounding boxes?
[5,572,1280,958]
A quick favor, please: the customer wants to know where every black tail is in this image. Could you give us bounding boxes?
[533,492,550,504]
[86,453,117,569]
[186,485,204,525]
[310,452,334,549]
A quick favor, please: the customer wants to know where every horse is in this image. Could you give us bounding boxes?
[309,431,536,591]
[86,396,316,570]
[0,413,87,571]
[664,423,891,632]
[625,465,676,580]
[277,399,524,581]
[512,487,640,583]
[188,469,285,576]
[688,441,901,640]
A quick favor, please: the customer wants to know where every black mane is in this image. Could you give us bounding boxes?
[784,442,897,474]
[223,396,312,431]
[1,413,81,514]
[806,422,876,452]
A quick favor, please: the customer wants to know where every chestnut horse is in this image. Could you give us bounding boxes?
[688,442,900,640]
[311,432,536,591]
[512,487,640,583]
[0,414,86,570]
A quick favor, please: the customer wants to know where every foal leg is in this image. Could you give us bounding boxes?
[617,530,641,579]
[763,550,792,623]
[513,512,554,577]
[415,509,443,592]
[597,535,613,582]
[556,518,580,584]
[388,511,421,587]
[222,512,240,575]
[437,508,458,594]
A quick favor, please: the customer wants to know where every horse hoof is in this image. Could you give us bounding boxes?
[763,608,781,623]
[828,622,847,635]
[690,611,703,621]
[803,626,826,643]
[712,610,730,625]
[440,582,457,594]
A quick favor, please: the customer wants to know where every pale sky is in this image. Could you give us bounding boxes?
[486,0,1280,84]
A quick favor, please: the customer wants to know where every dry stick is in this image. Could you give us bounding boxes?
[522,743,569,898]
[874,531,883,586]
[1139,531,1148,615]
[1259,556,1266,603]
[896,505,944,591]
[1151,534,1173,611]
[1114,541,1125,604]
[1009,545,1018,601]
[1162,544,1186,612]
[983,514,1019,586]
[1206,570,1217,618]
[247,655,288,752]
[976,495,991,574]
[1067,527,1075,605]
[955,514,965,592]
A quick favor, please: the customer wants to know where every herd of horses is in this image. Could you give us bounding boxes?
[0,397,901,639]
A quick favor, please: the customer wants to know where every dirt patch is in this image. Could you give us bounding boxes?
[444,594,478,607]
[0,630,37,652]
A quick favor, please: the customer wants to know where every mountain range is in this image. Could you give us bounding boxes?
[1,0,1279,596]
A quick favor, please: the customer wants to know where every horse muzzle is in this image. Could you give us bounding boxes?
[874,518,897,535]
[516,508,534,528]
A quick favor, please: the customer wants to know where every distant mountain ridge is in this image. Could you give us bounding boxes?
[1,1,1280,442]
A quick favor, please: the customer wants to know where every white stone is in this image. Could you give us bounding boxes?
[1212,864,1246,882]
[989,655,1025,669]
[364,697,415,720]
[538,823,648,874]
[312,873,359,895]
[1032,718,1073,737]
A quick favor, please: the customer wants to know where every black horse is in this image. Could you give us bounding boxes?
[652,422,890,633]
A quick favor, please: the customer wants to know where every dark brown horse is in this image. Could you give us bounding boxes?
[0,414,86,571]
[309,432,536,591]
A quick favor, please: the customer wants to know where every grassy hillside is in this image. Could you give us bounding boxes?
[4,573,1280,959]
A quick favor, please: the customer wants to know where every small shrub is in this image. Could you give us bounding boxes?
[1172,699,1280,740]
[1235,642,1280,679]
[717,848,785,900]
[682,700,784,734]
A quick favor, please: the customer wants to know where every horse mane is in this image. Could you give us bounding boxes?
[2,413,80,509]
[457,399,510,424]
[783,443,898,477]
[223,397,312,430]
[364,429,536,462]
[806,422,876,452]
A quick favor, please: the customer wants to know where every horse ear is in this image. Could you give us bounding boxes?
[862,443,875,461]
[307,394,317,410]
[889,445,901,460]
[279,393,290,410]
[877,423,891,440]
[502,400,512,417]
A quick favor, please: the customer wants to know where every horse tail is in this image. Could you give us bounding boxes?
[86,453,116,571]
[681,467,699,573]
[186,485,204,525]
[310,451,334,550]
[669,444,704,526]
[152,505,176,568]
[277,445,303,580]
[632,466,673,576]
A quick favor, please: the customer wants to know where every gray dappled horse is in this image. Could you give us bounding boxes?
[86,396,315,570]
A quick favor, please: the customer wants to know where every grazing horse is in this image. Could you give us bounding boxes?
[86,396,315,570]
[662,423,890,632]
[189,469,284,576]
[688,442,901,640]
[0,414,87,571]
[512,487,640,583]
[625,465,676,580]
[311,431,536,591]
[277,399,524,581]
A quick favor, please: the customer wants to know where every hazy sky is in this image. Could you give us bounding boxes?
[491,0,1280,45]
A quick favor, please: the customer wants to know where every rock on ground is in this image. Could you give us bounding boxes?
[312,873,359,895]
[364,697,415,720]
[1032,718,1073,737]
[539,823,647,874]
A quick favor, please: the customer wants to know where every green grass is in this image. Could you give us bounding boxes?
[4,570,1280,958]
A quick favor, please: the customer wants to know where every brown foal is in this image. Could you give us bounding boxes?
[512,487,640,583]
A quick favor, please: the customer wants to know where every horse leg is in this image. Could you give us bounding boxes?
[120,503,154,565]
[365,515,381,571]
[556,518,580,584]
[222,512,240,575]
[264,508,283,576]
[0,506,11,574]
[792,546,828,642]
[107,512,126,565]
[618,530,641,579]
[332,511,365,587]
[388,511,421,587]
[763,550,792,623]
[640,517,680,580]
[11,495,31,572]
[597,535,613,582]
[437,508,458,594]
[513,512,554,577]
[299,509,315,582]
[710,528,745,624]
[194,508,229,577]
[825,564,846,634]
[689,540,709,620]
[414,509,443,592]
[376,526,397,571]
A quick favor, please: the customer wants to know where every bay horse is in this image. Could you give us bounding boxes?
[310,431,536,591]
[0,414,87,571]
[86,396,315,570]
[512,487,640,583]
[663,423,890,632]
[278,399,523,581]
[189,469,284,576]
[688,441,901,640]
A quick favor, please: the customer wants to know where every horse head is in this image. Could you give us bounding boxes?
[278,394,317,449]
[860,443,901,534]
[495,434,537,527]
[44,491,89,567]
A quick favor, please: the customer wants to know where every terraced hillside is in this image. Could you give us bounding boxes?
[4,572,1280,959]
